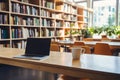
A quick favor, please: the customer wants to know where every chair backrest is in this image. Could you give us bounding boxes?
[83,38,93,41]
[94,43,112,55]
[73,41,85,47]
[50,43,59,51]
[81,46,91,54]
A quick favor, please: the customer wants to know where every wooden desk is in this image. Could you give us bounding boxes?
[84,41,120,49]
[0,48,120,80]
[57,41,120,49]
[57,40,74,52]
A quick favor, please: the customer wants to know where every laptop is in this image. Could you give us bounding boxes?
[14,38,51,60]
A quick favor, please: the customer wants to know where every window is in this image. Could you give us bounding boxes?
[77,2,87,7]
[118,0,120,25]
[93,0,116,26]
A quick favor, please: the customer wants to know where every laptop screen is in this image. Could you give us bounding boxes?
[25,38,51,56]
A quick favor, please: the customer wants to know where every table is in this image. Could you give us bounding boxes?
[57,40,74,52]
[84,41,120,49]
[57,41,120,49]
[0,48,120,80]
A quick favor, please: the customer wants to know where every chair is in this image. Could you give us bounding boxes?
[73,41,85,47]
[94,43,112,55]
[50,43,60,51]
[83,38,93,41]
[72,42,91,54]
[81,46,91,54]
[68,41,85,52]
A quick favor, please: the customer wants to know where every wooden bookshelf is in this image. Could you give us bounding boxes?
[0,0,92,48]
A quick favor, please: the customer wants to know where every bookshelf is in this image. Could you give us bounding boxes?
[0,0,92,48]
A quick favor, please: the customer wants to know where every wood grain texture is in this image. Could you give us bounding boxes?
[0,48,120,80]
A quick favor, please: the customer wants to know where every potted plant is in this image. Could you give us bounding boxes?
[103,26,115,37]
[87,26,103,38]
[88,26,116,39]
[115,26,120,38]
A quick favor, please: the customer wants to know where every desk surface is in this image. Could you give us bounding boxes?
[84,41,120,46]
[0,48,120,80]
[58,40,120,46]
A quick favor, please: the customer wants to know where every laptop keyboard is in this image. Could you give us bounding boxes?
[23,54,45,57]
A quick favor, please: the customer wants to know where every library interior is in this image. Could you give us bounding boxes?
[0,0,120,80]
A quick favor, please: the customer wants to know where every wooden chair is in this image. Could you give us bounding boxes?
[50,43,60,51]
[68,41,85,52]
[73,41,85,47]
[81,46,91,54]
[94,43,112,55]
[83,38,93,41]
[72,42,91,54]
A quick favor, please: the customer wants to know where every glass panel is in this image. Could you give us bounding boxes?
[93,0,116,26]
[119,0,120,25]
[67,0,74,2]
[74,0,85,1]
[77,2,87,7]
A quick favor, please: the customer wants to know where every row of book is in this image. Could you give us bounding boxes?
[70,15,77,21]
[41,9,77,21]
[0,43,10,48]
[71,6,77,14]
[11,2,39,15]
[55,13,62,19]
[11,27,39,38]
[16,0,29,3]
[12,40,26,49]
[40,28,64,37]
[41,8,55,18]
[0,28,9,39]
[41,0,54,9]
[22,28,39,38]
[63,22,78,28]
[41,28,53,37]
[0,14,8,24]
[55,29,64,36]
[10,15,77,27]
[0,0,7,11]
[56,20,63,27]
[63,22,72,27]
[11,28,22,38]
[41,18,55,27]
[44,29,55,37]
[11,15,40,26]
[62,14,77,21]
[56,3,77,14]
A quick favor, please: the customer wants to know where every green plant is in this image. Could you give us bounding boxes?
[115,26,120,36]
[81,29,92,38]
[88,27,102,35]
[88,26,116,36]
[102,26,116,36]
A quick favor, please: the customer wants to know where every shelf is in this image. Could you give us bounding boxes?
[0,10,9,13]
[11,0,39,7]
[0,39,11,41]
[41,26,56,28]
[41,16,55,20]
[0,24,10,26]
[0,0,92,48]
[11,12,39,17]
[12,38,27,40]
[11,25,40,27]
